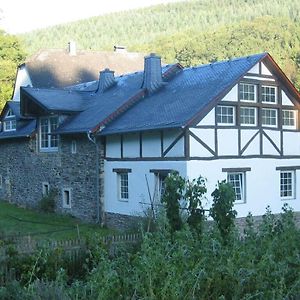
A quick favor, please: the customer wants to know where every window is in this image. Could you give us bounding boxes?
[239,83,256,102]
[62,188,71,208]
[42,182,49,195]
[3,119,16,131]
[240,107,257,126]
[283,110,296,128]
[262,108,277,127]
[227,172,245,203]
[119,173,129,201]
[155,173,168,200]
[3,109,16,132]
[39,117,59,151]
[0,175,2,189]
[71,140,77,154]
[216,106,235,125]
[262,86,277,103]
[280,171,295,199]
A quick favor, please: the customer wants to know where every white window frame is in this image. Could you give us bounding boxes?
[118,172,129,201]
[62,188,72,208]
[282,110,297,129]
[239,83,257,102]
[42,182,50,196]
[261,85,277,104]
[280,171,295,200]
[261,108,278,127]
[216,105,235,125]
[71,140,77,154]
[240,107,257,126]
[39,116,59,152]
[3,119,17,132]
[227,172,246,204]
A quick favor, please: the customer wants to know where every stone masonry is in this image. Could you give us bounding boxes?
[0,134,104,223]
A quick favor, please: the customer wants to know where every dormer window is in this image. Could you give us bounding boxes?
[3,109,16,132]
[39,116,59,151]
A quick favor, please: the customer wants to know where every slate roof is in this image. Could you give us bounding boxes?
[25,48,145,88]
[102,53,267,134]
[18,53,271,137]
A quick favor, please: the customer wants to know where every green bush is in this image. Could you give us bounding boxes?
[38,189,57,213]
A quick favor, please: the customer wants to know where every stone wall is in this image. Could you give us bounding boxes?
[0,134,104,222]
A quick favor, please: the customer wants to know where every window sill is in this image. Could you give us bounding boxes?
[281,197,295,201]
[118,198,129,202]
[40,148,59,153]
[234,200,246,205]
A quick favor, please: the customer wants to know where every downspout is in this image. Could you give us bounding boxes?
[87,131,103,225]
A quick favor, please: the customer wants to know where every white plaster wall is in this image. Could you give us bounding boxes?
[123,133,139,158]
[142,132,161,157]
[248,63,259,74]
[263,130,280,155]
[217,129,238,155]
[197,109,215,125]
[281,90,294,106]
[163,129,184,157]
[283,132,300,155]
[106,135,121,158]
[104,160,187,215]
[187,158,300,217]
[261,62,273,76]
[221,84,237,102]
[189,128,215,158]
[241,130,260,155]
[12,66,32,101]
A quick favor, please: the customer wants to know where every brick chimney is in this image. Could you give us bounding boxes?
[142,53,163,93]
[97,68,116,92]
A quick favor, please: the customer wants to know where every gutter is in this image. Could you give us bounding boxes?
[87,130,104,226]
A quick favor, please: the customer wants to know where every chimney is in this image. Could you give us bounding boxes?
[114,45,126,53]
[97,68,116,92]
[68,41,76,56]
[142,53,163,93]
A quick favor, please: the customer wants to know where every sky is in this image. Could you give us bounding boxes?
[0,0,181,34]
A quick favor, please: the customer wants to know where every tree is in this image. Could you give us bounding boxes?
[0,30,26,109]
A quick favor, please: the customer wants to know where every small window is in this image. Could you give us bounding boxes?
[63,188,71,208]
[240,107,257,126]
[216,106,235,125]
[3,119,16,132]
[239,83,256,102]
[118,173,129,201]
[155,173,168,200]
[283,110,296,129]
[71,140,77,154]
[42,182,49,195]
[280,171,295,199]
[227,172,245,203]
[262,86,277,103]
[262,108,277,127]
[0,175,2,189]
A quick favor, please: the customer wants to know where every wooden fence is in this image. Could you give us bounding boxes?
[0,232,141,286]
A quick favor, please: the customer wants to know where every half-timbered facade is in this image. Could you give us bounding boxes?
[1,52,299,224]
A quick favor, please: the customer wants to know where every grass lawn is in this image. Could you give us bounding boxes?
[0,201,113,241]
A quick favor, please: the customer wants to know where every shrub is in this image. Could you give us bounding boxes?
[39,189,57,213]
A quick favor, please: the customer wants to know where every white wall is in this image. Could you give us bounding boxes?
[12,66,32,101]
[123,133,139,158]
[187,158,300,217]
[104,160,187,215]
[221,84,238,102]
[282,90,295,106]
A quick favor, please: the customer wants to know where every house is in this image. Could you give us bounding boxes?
[1,52,300,227]
[12,42,145,101]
